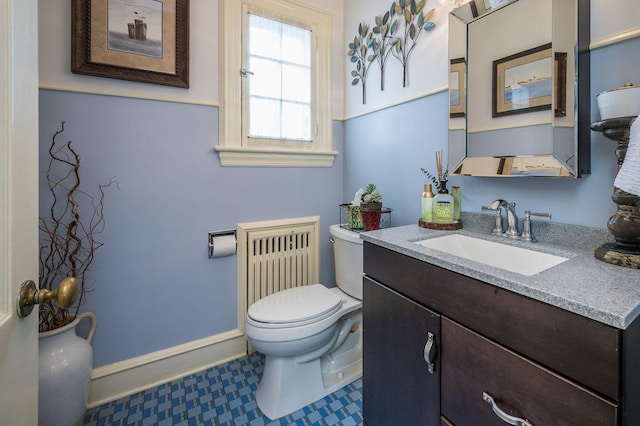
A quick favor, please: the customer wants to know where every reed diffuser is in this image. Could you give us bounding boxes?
[421,150,449,192]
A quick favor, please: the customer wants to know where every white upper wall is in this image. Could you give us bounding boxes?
[343,0,450,119]
[38,0,345,118]
[591,0,640,42]
[37,0,640,122]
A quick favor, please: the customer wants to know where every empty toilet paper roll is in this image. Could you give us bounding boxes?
[209,234,237,258]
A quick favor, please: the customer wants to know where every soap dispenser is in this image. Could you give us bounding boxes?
[433,181,454,224]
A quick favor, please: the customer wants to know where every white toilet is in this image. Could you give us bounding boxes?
[244,224,363,420]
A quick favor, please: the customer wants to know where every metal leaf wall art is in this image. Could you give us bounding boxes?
[371,11,395,91]
[349,22,376,104]
[349,0,436,104]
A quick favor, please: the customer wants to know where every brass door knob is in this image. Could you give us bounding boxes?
[16,277,78,318]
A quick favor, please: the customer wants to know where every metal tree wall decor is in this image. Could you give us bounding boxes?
[349,0,436,104]
[349,22,375,104]
[371,11,395,91]
[391,0,436,88]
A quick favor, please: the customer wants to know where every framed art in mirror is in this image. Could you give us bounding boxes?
[492,43,553,118]
[71,0,189,88]
[450,58,466,118]
[554,52,567,117]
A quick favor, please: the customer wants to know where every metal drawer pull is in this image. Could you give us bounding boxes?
[423,332,437,374]
[483,392,533,426]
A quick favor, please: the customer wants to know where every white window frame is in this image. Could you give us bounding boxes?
[217,0,336,167]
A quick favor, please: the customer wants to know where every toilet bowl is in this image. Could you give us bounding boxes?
[244,224,363,420]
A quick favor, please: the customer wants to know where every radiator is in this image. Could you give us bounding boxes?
[237,216,320,330]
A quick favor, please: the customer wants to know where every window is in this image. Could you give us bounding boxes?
[217,0,336,167]
[247,15,311,143]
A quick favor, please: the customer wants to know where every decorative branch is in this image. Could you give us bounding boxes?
[348,22,377,104]
[39,122,117,332]
[389,0,436,87]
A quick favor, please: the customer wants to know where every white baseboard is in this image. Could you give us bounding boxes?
[87,329,247,408]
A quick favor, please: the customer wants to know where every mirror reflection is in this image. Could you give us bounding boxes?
[448,0,590,178]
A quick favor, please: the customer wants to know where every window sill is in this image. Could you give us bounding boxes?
[214,146,338,167]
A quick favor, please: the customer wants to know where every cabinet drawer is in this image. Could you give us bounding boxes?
[441,317,617,425]
[364,243,620,400]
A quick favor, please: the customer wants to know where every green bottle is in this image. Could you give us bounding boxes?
[433,181,454,224]
[452,186,461,221]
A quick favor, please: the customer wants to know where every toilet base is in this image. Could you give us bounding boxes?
[255,314,362,420]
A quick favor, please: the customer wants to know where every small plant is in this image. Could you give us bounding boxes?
[362,183,383,204]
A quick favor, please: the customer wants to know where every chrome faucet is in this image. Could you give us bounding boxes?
[481,201,551,242]
[490,199,519,238]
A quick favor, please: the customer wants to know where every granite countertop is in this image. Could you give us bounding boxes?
[359,213,640,330]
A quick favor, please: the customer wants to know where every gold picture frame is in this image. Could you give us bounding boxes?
[72,0,189,88]
[492,43,552,117]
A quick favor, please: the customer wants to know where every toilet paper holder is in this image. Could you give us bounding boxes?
[208,230,237,259]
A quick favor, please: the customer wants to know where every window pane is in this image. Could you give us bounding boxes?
[249,57,282,99]
[249,15,282,60]
[282,64,310,103]
[249,97,281,139]
[282,102,311,140]
[281,24,310,66]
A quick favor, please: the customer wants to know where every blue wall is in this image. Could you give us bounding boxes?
[39,90,344,367]
[38,36,640,368]
[345,37,640,229]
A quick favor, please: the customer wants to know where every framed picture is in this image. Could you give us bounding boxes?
[492,43,552,118]
[554,52,567,117]
[449,58,466,118]
[72,0,189,88]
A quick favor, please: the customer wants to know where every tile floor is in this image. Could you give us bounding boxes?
[83,353,363,425]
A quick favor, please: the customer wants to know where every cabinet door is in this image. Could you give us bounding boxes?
[441,317,617,426]
[363,277,441,426]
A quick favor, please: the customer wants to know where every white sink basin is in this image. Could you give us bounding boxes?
[415,234,568,276]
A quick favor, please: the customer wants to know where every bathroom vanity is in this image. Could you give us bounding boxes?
[360,222,640,426]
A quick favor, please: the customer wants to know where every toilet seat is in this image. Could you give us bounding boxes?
[247,284,343,329]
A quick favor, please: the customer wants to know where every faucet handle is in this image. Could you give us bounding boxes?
[521,211,551,242]
[527,211,551,220]
[481,205,504,236]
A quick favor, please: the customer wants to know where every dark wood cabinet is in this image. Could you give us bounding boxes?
[363,277,440,426]
[363,242,640,426]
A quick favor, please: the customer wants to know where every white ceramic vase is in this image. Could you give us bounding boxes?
[39,312,96,426]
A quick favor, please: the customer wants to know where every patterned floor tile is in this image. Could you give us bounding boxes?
[83,353,363,425]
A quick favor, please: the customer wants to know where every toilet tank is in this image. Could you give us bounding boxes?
[329,224,363,300]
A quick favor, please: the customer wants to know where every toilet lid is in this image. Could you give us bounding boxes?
[247,284,343,325]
